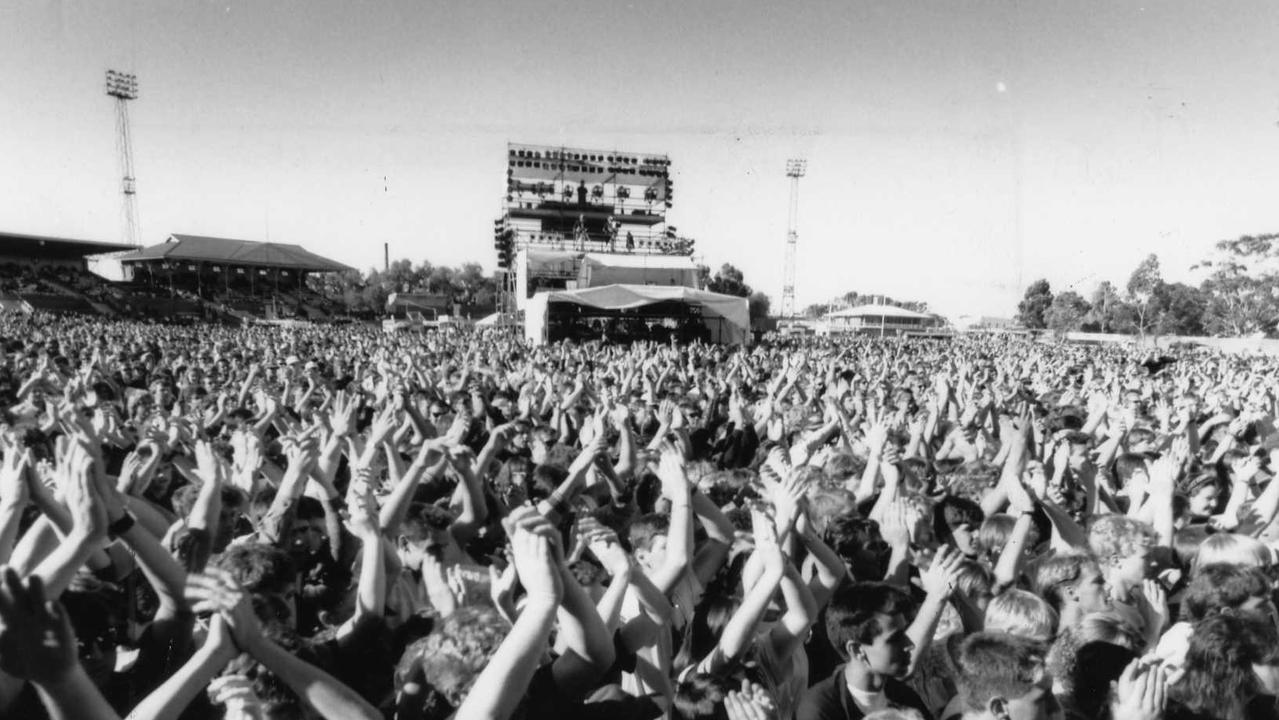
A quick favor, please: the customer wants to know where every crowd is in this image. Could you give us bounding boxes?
[1,310,1279,720]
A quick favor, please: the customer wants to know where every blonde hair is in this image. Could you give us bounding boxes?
[1088,515,1155,562]
[984,589,1059,643]
[1192,533,1272,576]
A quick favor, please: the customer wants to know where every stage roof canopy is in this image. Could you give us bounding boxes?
[117,234,352,272]
[0,231,133,260]
[578,252,700,288]
[524,283,750,345]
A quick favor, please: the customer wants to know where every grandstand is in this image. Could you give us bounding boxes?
[0,231,134,316]
[117,234,353,323]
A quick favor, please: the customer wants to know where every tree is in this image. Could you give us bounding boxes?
[1196,233,1279,337]
[1150,282,1206,336]
[1016,279,1053,329]
[706,263,752,297]
[748,291,771,323]
[1084,281,1129,333]
[1126,253,1163,335]
[1045,291,1091,333]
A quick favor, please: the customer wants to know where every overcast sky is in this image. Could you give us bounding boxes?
[3,1,1278,317]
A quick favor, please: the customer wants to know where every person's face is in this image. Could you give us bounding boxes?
[994,676,1060,720]
[1189,485,1221,517]
[851,612,913,679]
[291,518,326,555]
[1111,547,1150,587]
[951,523,979,558]
[635,534,668,574]
[1073,566,1111,613]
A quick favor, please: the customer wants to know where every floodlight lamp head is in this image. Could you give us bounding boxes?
[785,158,807,177]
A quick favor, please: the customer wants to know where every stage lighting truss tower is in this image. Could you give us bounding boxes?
[106,70,141,247]
[781,158,806,318]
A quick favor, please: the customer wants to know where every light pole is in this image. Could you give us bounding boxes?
[781,158,806,318]
[106,70,141,247]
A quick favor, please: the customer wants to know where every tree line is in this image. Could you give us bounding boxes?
[1016,232,1279,337]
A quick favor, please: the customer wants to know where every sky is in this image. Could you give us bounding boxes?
[2,0,1278,318]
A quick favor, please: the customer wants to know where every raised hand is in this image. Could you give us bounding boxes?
[581,519,631,578]
[771,470,807,538]
[184,570,263,652]
[0,447,31,509]
[724,678,777,720]
[64,443,108,541]
[878,501,912,550]
[506,507,563,603]
[751,506,785,576]
[0,569,78,684]
[208,674,266,720]
[657,442,689,501]
[919,545,964,598]
[344,483,380,541]
[1110,659,1168,720]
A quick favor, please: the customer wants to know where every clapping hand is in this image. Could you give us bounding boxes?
[0,568,78,684]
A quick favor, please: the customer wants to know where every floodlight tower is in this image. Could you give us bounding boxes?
[780,158,806,318]
[105,70,141,247]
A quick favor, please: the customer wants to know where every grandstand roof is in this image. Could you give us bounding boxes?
[117,234,352,272]
[0,231,133,259]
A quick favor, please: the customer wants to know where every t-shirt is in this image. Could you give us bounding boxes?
[796,665,933,720]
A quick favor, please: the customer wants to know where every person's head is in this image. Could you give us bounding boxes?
[395,606,512,717]
[955,632,1058,720]
[214,543,299,628]
[1180,563,1275,623]
[824,582,915,680]
[977,515,1039,565]
[289,496,328,556]
[935,495,984,558]
[823,514,891,580]
[1087,515,1155,586]
[1114,453,1149,489]
[1060,641,1138,720]
[671,673,732,720]
[1178,471,1225,519]
[1035,554,1109,615]
[397,502,457,571]
[983,590,1058,644]
[627,513,671,574]
[1047,612,1143,693]
[1171,611,1279,719]
[1192,533,1272,576]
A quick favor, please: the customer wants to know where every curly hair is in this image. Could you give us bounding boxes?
[214,543,298,597]
[1180,564,1272,623]
[1087,515,1155,563]
[396,606,512,708]
[672,673,732,720]
[1169,611,1279,720]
